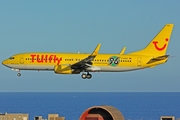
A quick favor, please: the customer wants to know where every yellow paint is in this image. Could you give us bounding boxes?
[2,24,174,78]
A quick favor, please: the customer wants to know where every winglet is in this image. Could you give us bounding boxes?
[91,44,101,56]
[119,47,126,55]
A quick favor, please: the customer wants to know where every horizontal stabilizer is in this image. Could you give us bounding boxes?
[147,55,169,64]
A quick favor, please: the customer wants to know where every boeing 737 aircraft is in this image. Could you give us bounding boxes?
[2,24,174,79]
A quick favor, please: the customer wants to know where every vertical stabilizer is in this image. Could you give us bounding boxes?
[130,24,174,56]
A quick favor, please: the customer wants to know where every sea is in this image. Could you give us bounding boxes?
[0,92,179,120]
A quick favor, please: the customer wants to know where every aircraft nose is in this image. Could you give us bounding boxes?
[2,60,7,66]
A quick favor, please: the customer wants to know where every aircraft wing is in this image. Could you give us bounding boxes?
[71,44,101,70]
[147,55,169,64]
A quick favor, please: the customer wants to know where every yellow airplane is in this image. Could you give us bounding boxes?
[2,24,174,79]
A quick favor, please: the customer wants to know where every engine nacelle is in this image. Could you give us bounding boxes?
[54,65,72,74]
[54,65,80,74]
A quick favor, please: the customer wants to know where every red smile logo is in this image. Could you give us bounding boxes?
[152,38,168,51]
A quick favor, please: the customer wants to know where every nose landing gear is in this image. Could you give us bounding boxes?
[11,68,21,77]
[17,73,21,77]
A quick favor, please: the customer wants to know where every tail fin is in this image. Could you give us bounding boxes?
[130,24,174,56]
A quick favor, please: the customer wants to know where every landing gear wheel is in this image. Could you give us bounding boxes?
[17,73,21,77]
[86,74,92,79]
[81,73,87,79]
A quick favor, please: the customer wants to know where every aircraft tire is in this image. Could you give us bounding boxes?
[86,74,92,79]
[17,73,21,77]
[81,74,87,79]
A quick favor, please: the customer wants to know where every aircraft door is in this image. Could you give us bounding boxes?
[137,57,141,66]
[19,55,24,64]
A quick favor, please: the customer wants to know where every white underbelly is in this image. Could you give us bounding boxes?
[93,66,144,72]
[6,64,144,72]
[5,64,54,70]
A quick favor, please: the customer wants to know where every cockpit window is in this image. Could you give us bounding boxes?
[9,57,15,60]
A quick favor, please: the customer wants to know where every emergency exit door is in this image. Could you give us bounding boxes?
[137,57,141,66]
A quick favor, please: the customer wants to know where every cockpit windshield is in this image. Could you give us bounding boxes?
[9,56,15,60]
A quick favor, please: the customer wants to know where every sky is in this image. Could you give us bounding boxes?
[0,0,180,92]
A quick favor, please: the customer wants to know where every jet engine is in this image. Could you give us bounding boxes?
[54,65,80,74]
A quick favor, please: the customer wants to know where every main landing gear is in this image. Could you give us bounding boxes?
[81,72,92,79]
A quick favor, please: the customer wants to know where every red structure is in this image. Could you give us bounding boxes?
[79,105,124,120]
